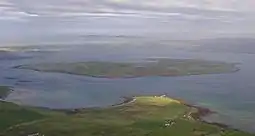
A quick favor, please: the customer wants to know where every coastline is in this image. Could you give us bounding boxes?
[111,96,136,107]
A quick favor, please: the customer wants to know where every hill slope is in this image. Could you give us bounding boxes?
[0,96,253,136]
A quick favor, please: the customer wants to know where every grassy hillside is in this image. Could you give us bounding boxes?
[0,86,11,99]
[0,101,44,132]
[0,96,253,136]
[15,58,239,78]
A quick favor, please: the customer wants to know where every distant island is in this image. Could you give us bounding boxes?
[14,58,239,78]
[1,95,253,136]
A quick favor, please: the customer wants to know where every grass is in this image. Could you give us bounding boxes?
[0,86,11,99]
[15,58,238,78]
[0,101,45,132]
[0,96,253,136]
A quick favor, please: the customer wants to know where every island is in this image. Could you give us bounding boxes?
[0,86,12,99]
[14,58,239,78]
[0,96,253,136]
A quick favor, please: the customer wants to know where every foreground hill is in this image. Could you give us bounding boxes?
[0,96,253,136]
[0,86,12,99]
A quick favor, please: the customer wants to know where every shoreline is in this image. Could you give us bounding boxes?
[111,96,136,107]
[170,97,248,133]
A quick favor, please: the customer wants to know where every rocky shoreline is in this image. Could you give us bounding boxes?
[176,98,245,132]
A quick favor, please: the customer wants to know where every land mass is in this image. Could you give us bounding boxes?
[14,58,239,78]
[0,86,12,99]
[0,96,253,136]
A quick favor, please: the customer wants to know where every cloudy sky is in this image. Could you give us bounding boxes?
[1,0,255,45]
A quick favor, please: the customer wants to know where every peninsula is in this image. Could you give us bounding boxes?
[0,96,253,136]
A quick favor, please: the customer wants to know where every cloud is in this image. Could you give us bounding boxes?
[0,0,253,25]
[0,0,39,21]
[2,0,255,17]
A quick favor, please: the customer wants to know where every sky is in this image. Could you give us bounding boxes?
[1,0,255,45]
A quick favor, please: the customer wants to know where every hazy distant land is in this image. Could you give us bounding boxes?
[15,58,239,78]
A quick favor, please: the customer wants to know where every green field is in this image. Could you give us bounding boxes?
[15,58,239,78]
[0,96,253,136]
[0,86,12,99]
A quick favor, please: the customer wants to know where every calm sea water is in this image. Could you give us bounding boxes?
[1,41,255,132]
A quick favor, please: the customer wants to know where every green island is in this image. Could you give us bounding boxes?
[0,96,253,136]
[15,58,239,78]
[0,86,12,99]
